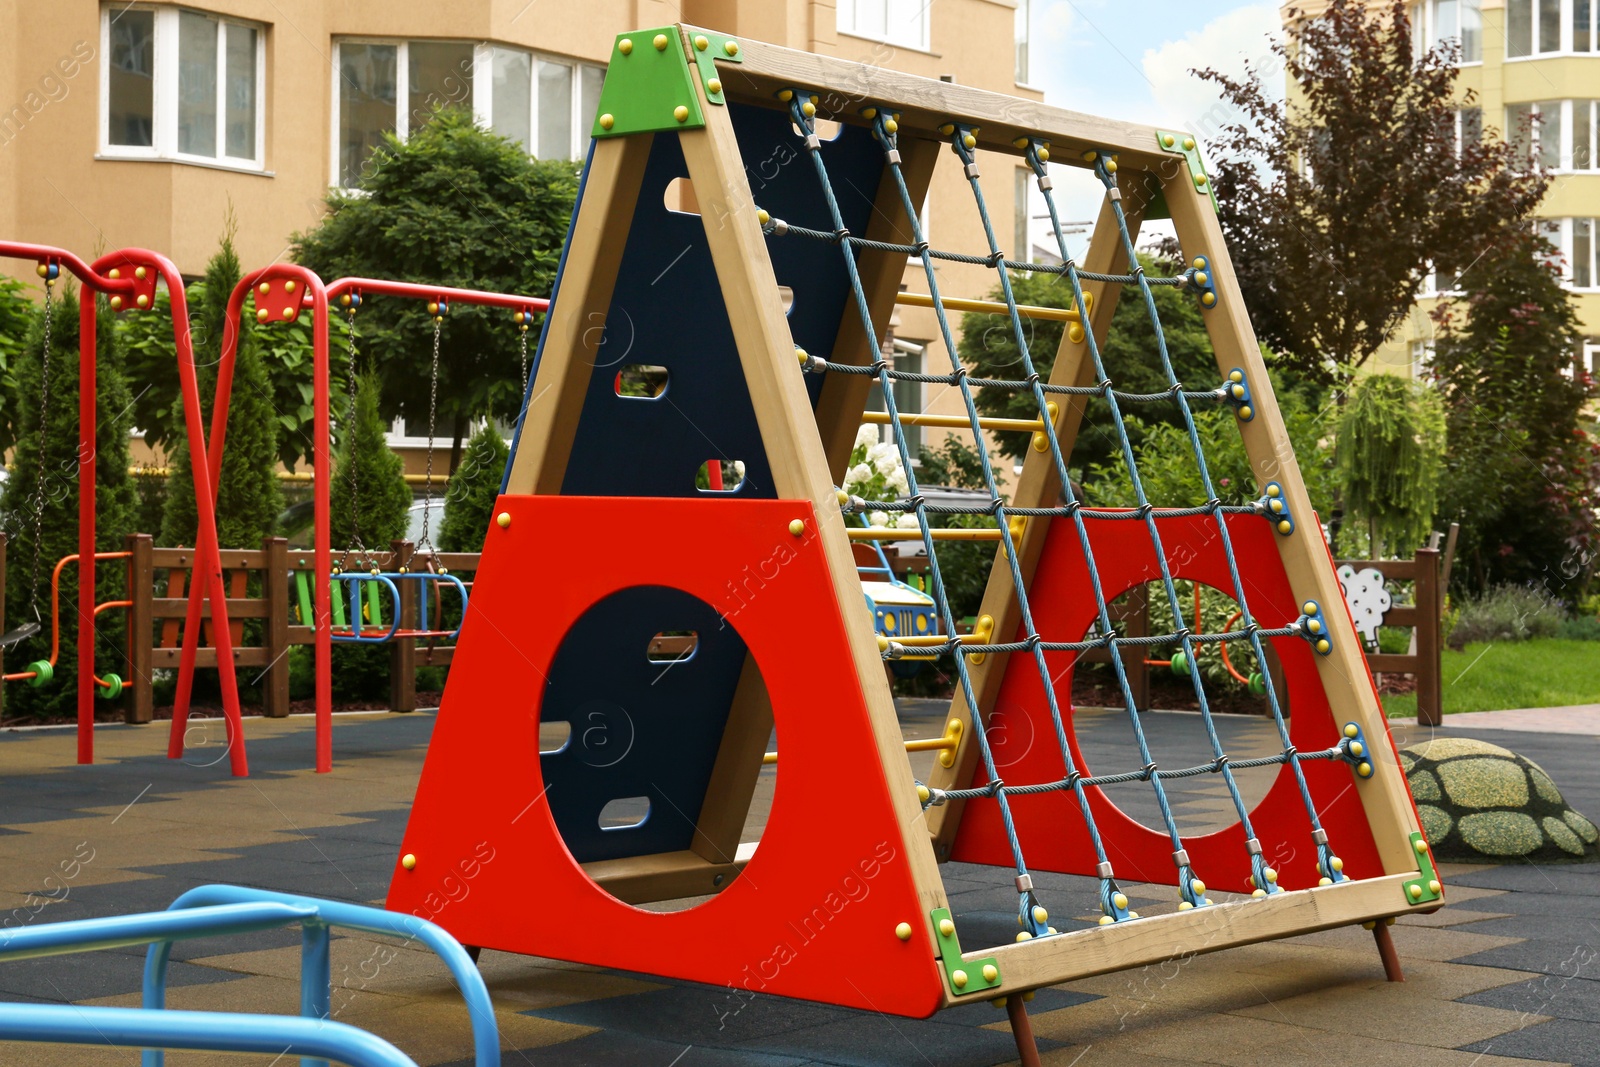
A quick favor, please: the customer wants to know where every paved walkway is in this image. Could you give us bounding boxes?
[0,706,1593,1066]
[1388,705,1600,736]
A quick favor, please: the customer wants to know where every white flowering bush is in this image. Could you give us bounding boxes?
[846,425,919,529]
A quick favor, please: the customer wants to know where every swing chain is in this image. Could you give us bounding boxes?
[418,312,441,555]
[28,273,56,621]
[339,307,363,573]
[519,316,529,395]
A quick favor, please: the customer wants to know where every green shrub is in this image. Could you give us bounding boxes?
[1556,614,1600,641]
[437,423,508,552]
[1,287,139,717]
[1447,585,1566,649]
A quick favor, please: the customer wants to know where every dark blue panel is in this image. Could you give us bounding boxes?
[539,586,749,864]
[562,134,776,498]
[730,104,888,408]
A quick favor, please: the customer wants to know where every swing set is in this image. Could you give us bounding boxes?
[0,241,246,773]
[164,268,546,773]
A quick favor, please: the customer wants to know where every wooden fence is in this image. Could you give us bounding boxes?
[0,533,479,722]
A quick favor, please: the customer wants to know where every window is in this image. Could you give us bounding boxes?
[333,39,604,187]
[1582,339,1600,377]
[1507,0,1597,55]
[1574,100,1597,169]
[1530,217,1600,288]
[1409,340,1436,378]
[101,6,263,167]
[1575,218,1593,287]
[1508,100,1563,168]
[1014,168,1030,265]
[1452,106,1482,154]
[1015,0,1031,83]
[867,341,923,455]
[1413,0,1482,61]
[837,0,931,51]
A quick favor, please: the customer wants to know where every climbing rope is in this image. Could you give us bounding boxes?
[770,96,1350,929]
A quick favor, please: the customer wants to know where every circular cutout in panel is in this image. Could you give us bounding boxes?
[539,585,775,911]
[1070,580,1291,837]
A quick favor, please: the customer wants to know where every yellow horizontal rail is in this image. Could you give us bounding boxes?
[895,290,1092,329]
[765,718,961,767]
[860,404,1056,433]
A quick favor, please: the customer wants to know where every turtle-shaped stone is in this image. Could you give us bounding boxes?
[1400,738,1598,862]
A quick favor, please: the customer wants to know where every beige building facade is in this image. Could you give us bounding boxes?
[1,0,1041,475]
[1287,0,1600,379]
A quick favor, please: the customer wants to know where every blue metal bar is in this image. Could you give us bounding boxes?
[302,921,333,1067]
[155,885,499,1067]
[0,1004,417,1067]
[0,902,318,961]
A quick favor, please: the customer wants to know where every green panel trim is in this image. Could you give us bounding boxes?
[1401,830,1444,906]
[1155,129,1218,213]
[684,27,742,107]
[592,27,704,139]
[928,908,1002,997]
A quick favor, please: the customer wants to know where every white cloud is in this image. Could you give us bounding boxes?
[1040,1,1081,44]
[1141,5,1283,144]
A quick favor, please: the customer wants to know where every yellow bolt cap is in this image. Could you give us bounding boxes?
[779,89,793,101]
[694,35,709,50]
[1414,839,1428,854]
[109,268,121,279]
[1194,257,1207,269]
[1363,920,1377,930]
[1183,137,1195,150]
[599,114,615,130]
[1278,520,1292,535]
[939,918,955,937]
[1319,877,1332,886]
[916,784,930,802]
[895,922,913,941]
[1098,915,1113,925]
[1409,883,1423,899]
[802,101,816,117]
[401,853,417,870]
[1019,929,1036,938]
[1264,867,1278,883]
[951,969,968,988]
[1429,879,1441,893]
[619,38,633,55]
[496,512,511,528]
[1305,602,1320,615]
[255,307,268,322]
[884,118,898,134]
[137,294,150,308]
[1350,740,1363,756]
[724,40,739,55]
[135,266,147,280]
[1112,892,1127,909]
[1179,900,1194,910]
[788,519,805,536]
[1344,722,1359,737]
[1037,147,1050,161]
[1032,906,1048,923]
[1317,639,1332,653]
[1162,133,1175,147]
[1201,292,1217,306]
[1308,619,1322,634]
[674,105,690,123]
[654,33,669,50]
[1192,879,1206,895]
[707,77,722,94]
[1331,856,1344,871]
[1237,404,1252,418]
[1252,888,1267,898]
[1357,760,1372,776]
[982,964,999,982]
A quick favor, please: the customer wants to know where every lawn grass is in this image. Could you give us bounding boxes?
[1380,638,1600,717]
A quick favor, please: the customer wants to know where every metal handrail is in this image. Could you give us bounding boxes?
[146,885,498,1067]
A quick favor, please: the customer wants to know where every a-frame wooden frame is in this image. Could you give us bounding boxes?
[399,24,1436,1012]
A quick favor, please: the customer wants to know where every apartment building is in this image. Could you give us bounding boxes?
[0,1,1042,471]
[1287,0,1600,378]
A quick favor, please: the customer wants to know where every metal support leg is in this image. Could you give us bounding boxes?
[301,921,333,1067]
[1372,920,1404,982]
[1006,995,1043,1067]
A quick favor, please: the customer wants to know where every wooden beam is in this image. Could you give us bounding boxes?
[677,44,950,919]
[693,27,1177,171]
[504,134,656,495]
[689,656,774,868]
[812,134,939,479]
[952,873,1423,1003]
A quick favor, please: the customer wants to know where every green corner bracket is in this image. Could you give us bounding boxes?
[592,27,706,140]
[1155,129,1218,214]
[684,26,743,108]
[929,908,1002,997]
[1401,831,1444,906]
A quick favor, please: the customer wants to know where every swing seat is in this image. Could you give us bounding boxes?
[328,570,469,644]
[0,621,41,650]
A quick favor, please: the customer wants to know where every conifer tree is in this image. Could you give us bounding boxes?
[437,423,508,552]
[2,287,139,716]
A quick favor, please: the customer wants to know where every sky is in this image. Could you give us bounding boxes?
[1021,1,1285,256]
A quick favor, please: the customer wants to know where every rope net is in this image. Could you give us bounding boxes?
[770,97,1354,940]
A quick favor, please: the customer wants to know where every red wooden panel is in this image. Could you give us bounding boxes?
[388,495,944,1016]
[950,513,1384,893]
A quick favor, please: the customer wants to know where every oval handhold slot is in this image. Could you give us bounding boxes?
[538,720,572,754]
[615,364,669,398]
[599,797,651,831]
[647,631,698,663]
